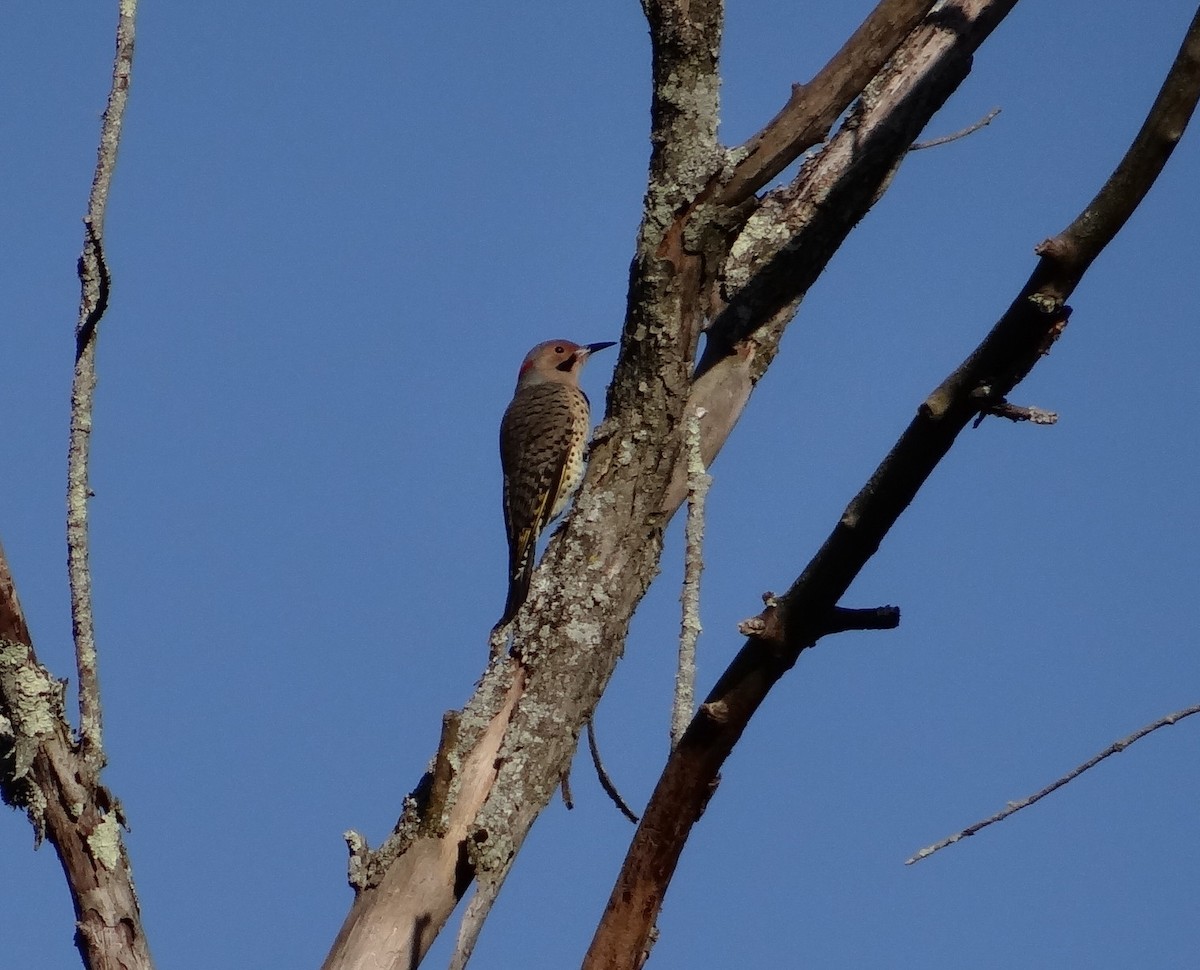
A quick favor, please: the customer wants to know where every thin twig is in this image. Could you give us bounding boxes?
[910,106,1001,150]
[588,719,639,824]
[673,407,709,750]
[907,704,1200,865]
[447,879,502,970]
[69,0,137,767]
[973,399,1059,427]
[0,6,150,964]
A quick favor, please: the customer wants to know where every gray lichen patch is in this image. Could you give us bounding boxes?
[0,640,66,754]
[86,812,122,871]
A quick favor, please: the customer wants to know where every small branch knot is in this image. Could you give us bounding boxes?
[819,605,901,636]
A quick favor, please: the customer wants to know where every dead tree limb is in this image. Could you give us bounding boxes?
[71,0,137,769]
[713,0,940,206]
[908,703,1200,864]
[584,8,1200,965]
[321,3,1024,967]
[0,3,150,969]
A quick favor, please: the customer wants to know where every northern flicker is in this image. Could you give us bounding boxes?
[496,338,616,629]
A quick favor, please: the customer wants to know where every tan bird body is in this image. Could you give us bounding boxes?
[497,339,615,628]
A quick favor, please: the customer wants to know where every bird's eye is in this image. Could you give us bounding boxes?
[554,345,565,354]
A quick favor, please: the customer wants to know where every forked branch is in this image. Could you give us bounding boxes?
[715,0,939,205]
[0,3,149,969]
[322,4,1028,967]
[584,8,1200,966]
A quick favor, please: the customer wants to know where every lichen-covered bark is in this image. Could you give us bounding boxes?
[0,2,150,966]
[0,545,153,970]
[585,5,1200,965]
[320,3,1032,968]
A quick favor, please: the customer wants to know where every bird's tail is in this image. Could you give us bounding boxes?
[496,535,536,629]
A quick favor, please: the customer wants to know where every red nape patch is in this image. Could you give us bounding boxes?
[518,359,535,377]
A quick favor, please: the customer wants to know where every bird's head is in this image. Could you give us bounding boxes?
[515,339,616,388]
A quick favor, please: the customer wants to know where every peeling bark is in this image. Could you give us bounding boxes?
[585,6,1200,965]
[320,3,1031,967]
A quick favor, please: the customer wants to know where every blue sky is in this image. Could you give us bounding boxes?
[4,3,1199,968]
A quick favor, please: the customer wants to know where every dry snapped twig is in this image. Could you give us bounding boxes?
[908,704,1200,864]
[910,106,1001,150]
[584,7,1200,966]
[973,398,1058,426]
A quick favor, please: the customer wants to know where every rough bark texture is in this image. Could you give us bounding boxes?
[71,0,137,769]
[584,4,1200,965]
[0,2,152,968]
[1,546,153,970]
[7,1,1197,968]
[320,2,1032,968]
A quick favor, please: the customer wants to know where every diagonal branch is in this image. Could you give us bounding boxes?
[584,7,1200,965]
[703,0,1021,372]
[908,703,1200,864]
[668,0,1020,514]
[909,105,1001,149]
[715,0,939,206]
[321,4,1034,968]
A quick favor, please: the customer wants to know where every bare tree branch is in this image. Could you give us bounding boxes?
[666,1,1021,513]
[321,3,1032,966]
[659,0,1022,547]
[908,704,1200,864]
[70,0,138,769]
[584,7,1200,965]
[701,0,1020,376]
[0,4,150,968]
[714,0,940,205]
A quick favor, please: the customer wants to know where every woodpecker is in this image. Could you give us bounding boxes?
[496,338,616,629]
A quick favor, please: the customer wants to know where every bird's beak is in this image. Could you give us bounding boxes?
[582,341,617,357]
